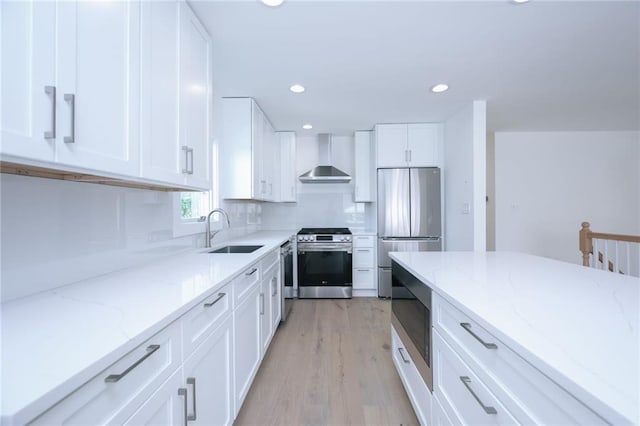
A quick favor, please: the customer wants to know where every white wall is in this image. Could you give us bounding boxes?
[444,101,487,251]
[261,135,375,230]
[494,131,640,264]
[0,174,261,302]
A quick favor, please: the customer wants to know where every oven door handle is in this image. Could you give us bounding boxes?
[298,245,352,253]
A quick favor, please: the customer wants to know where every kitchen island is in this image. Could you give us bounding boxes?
[390,251,639,425]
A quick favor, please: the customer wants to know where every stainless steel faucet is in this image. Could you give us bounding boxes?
[205,208,231,248]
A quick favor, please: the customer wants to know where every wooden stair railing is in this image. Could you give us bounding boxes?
[579,222,640,276]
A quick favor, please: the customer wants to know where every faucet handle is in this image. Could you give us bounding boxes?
[198,216,207,222]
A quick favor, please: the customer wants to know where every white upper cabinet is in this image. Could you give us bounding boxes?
[278,131,297,202]
[55,1,140,176]
[139,1,182,187]
[376,123,442,168]
[179,2,212,190]
[221,97,279,201]
[354,130,374,202]
[2,0,212,191]
[1,1,56,162]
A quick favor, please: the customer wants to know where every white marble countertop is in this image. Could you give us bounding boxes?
[389,251,639,425]
[0,230,294,424]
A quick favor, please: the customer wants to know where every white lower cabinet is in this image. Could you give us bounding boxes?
[433,330,517,425]
[391,325,432,425]
[30,321,182,425]
[431,393,454,426]
[123,369,185,426]
[233,283,262,416]
[182,315,234,426]
[352,234,376,294]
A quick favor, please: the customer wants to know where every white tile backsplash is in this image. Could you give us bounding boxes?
[0,174,261,302]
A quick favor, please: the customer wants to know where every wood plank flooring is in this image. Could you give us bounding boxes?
[234,298,419,426]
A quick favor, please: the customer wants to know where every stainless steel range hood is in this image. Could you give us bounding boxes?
[299,134,351,183]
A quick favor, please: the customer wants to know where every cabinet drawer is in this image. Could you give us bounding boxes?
[391,326,432,426]
[31,322,181,425]
[260,249,279,272]
[353,235,374,248]
[233,262,261,307]
[433,294,606,425]
[352,268,375,290]
[182,282,232,358]
[353,247,374,268]
[433,330,518,425]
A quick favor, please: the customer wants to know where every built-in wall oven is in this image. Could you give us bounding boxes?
[297,228,353,298]
[391,260,433,391]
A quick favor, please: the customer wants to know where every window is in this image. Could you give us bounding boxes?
[172,141,219,237]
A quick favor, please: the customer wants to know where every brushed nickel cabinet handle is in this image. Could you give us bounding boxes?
[105,344,160,382]
[188,147,194,174]
[460,376,497,414]
[260,293,264,315]
[63,94,75,143]
[245,267,258,276]
[397,347,410,364]
[460,323,498,349]
[182,146,189,173]
[187,377,197,421]
[178,387,188,426]
[44,86,56,139]
[408,149,412,162]
[204,293,225,307]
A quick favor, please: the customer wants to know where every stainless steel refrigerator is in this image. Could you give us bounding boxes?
[377,167,442,297]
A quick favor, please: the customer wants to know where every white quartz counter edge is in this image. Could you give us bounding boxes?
[389,251,638,425]
[1,231,294,424]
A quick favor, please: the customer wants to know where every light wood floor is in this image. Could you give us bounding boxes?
[234,298,419,426]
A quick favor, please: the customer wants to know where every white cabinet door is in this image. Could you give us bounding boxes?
[354,130,374,202]
[183,315,234,426]
[278,132,297,202]
[407,123,440,167]
[139,0,182,186]
[270,265,281,332]
[1,1,56,162]
[179,2,212,190]
[123,369,184,426]
[55,1,140,176]
[376,124,407,168]
[233,284,261,416]
[352,268,375,291]
[259,268,273,355]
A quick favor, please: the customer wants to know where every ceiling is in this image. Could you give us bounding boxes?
[191,0,640,136]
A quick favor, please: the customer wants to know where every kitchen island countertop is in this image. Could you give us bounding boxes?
[389,251,639,425]
[1,230,294,424]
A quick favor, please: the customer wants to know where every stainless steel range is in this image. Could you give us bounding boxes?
[297,228,353,299]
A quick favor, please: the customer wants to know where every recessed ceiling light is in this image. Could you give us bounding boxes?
[431,83,449,93]
[289,84,305,94]
[261,0,284,7]
[302,124,313,130]
[512,0,529,3]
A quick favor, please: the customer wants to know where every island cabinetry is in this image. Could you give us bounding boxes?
[433,293,607,425]
[391,326,432,425]
[30,321,182,425]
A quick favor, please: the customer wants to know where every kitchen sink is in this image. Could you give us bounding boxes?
[208,245,263,254]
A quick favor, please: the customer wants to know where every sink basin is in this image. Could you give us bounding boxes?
[208,245,263,254]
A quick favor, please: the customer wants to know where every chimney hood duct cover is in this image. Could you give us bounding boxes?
[299,134,352,183]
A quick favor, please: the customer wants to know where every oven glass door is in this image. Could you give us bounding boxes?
[297,247,352,287]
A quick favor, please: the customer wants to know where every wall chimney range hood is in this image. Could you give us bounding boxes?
[299,134,352,183]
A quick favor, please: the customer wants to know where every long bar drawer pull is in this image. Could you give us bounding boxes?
[178,387,188,426]
[104,344,160,382]
[397,347,410,364]
[63,94,75,143]
[245,267,258,276]
[460,376,497,414]
[187,377,197,421]
[460,323,498,349]
[204,293,225,307]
